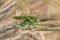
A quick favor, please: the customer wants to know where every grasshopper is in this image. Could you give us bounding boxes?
[0,16,39,33]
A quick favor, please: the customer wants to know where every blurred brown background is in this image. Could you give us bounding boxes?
[0,0,60,40]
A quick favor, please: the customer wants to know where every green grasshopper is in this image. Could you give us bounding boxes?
[0,16,40,33]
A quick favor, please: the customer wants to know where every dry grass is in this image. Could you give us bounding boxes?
[0,0,60,40]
